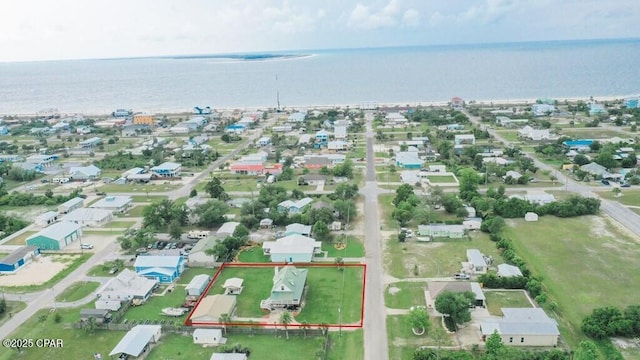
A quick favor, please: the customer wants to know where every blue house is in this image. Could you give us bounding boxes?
[150,162,181,177]
[0,246,41,274]
[0,126,8,135]
[314,130,329,148]
[623,97,639,109]
[395,152,422,169]
[278,198,313,213]
[134,255,185,283]
[589,103,606,116]
[563,139,594,149]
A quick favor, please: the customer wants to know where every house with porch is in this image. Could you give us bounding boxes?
[134,255,185,283]
[97,268,158,305]
[262,234,322,263]
[285,223,312,236]
[278,197,313,213]
[69,165,101,181]
[260,266,308,310]
[150,162,181,177]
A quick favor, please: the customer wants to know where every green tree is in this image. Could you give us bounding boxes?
[168,220,183,241]
[189,189,198,197]
[313,221,332,242]
[280,311,293,340]
[573,340,599,360]
[434,291,476,328]
[458,168,481,201]
[594,151,616,170]
[82,316,98,335]
[219,313,232,335]
[392,201,414,226]
[196,200,230,228]
[205,177,229,200]
[44,188,54,198]
[485,330,504,358]
[408,307,430,335]
[393,184,415,206]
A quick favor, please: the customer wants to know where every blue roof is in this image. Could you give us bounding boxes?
[563,139,594,146]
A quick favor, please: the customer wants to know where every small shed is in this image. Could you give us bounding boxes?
[330,221,342,231]
[193,328,226,346]
[109,325,162,358]
[259,218,273,229]
[35,211,59,227]
[80,308,112,324]
[223,277,244,295]
[525,212,539,222]
[464,206,476,218]
[186,274,211,296]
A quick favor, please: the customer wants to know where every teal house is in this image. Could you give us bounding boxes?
[260,266,308,310]
[26,221,83,250]
[134,255,185,283]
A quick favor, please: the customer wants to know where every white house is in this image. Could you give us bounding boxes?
[480,308,560,347]
[257,137,271,146]
[285,223,312,236]
[57,197,84,214]
[327,140,349,151]
[69,165,102,180]
[216,222,240,238]
[463,218,483,231]
[385,112,408,126]
[61,208,113,227]
[518,126,551,141]
[90,196,133,213]
[188,237,219,264]
[454,134,476,145]
[193,328,225,346]
[262,234,322,263]
[186,274,211,296]
[278,198,313,213]
[466,249,489,274]
[334,120,348,139]
[97,269,158,304]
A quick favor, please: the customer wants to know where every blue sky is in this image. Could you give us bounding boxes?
[1,0,639,61]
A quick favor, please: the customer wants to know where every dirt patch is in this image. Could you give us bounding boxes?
[0,254,78,286]
[388,286,401,295]
[589,215,614,238]
[612,337,640,351]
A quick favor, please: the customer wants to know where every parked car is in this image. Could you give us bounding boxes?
[621,183,631,188]
[80,243,94,249]
[453,273,470,280]
[601,179,610,185]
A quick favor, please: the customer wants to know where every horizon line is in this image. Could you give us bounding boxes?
[1,36,638,64]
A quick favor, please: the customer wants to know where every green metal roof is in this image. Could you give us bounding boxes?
[269,266,307,302]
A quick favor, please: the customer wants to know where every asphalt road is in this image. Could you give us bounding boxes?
[465,110,640,237]
[362,112,389,360]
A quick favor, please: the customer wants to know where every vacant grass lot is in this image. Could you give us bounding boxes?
[595,189,640,206]
[2,231,37,245]
[484,290,534,316]
[387,315,454,360]
[327,329,364,360]
[55,281,100,302]
[98,183,181,193]
[427,175,457,183]
[108,220,136,228]
[0,301,26,327]
[123,285,189,322]
[208,265,364,324]
[147,332,328,360]
[322,236,365,258]
[130,195,169,202]
[119,205,146,217]
[504,216,640,349]
[384,282,426,309]
[0,308,126,360]
[237,247,270,262]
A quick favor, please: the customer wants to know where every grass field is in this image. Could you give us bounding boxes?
[387,315,454,360]
[123,285,190,322]
[120,205,146,217]
[322,236,365,258]
[108,220,136,228]
[484,290,534,316]
[384,282,426,309]
[87,260,126,277]
[2,231,37,245]
[595,189,640,206]
[208,265,364,324]
[504,216,640,349]
[427,175,457,183]
[0,301,26,327]
[0,308,127,360]
[559,128,623,139]
[98,183,180,193]
[130,195,169,202]
[494,130,520,142]
[237,247,271,262]
[147,332,329,360]
[55,281,100,302]
[327,329,364,360]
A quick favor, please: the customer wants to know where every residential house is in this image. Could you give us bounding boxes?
[79,137,102,148]
[26,221,83,250]
[314,130,329,148]
[287,112,306,123]
[113,109,132,118]
[151,162,181,177]
[334,120,348,139]
[483,157,509,166]
[454,134,476,145]
[134,255,185,283]
[580,162,610,178]
[465,249,489,274]
[80,309,112,324]
[464,206,476,218]
[190,294,237,323]
[298,134,312,145]
[230,159,265,175]
[186,274,211,296]
[109,325,162,359]
[463,218,483,231]
[26,154,56,167]
[90,196,132,213]
[509,193,556,205]
[417,224,465,239]
[97,269,158,305]
[272,125,293,132]
[216,222,240,238]
[69,165,101,180]
[0,246,40,274]
[327,140,349,151]
[257,137,271,146]
[76,126,92,134]
[278,198,313,213]
[262,234,322,263]
[451,97,464,109]
[589,103,607,116]
[480,308,560,347]
[61,208,113,227]
[518,126,551,141]
[188,237,219,264]
[427,281,486,308]
[225,124,246,134]
[385,112,408,126]
[298,174,327,186]
[35,211,59,227]
[624,97,639,109]
[531,104,556,117]
[0,126,9,135]
[497,264,523,277]
[285,223,312,237]
[58,197,84,214]
[395,151,422,169]
[192,328,226,346]
[133,113,155,126]
[303,156,332,170]
[260,218,274,229]
[331,221,342,231]
[504,170,523,182]
[260,266,308,310]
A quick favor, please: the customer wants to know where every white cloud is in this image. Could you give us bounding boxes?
[402,9,421,27]
[347,1,401,30]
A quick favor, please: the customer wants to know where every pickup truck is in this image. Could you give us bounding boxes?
[453,273,470,280]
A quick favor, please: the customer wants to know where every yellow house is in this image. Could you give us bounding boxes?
[561,163,575,170]
[133,114,155,126]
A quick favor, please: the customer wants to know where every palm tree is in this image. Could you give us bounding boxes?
[612,187,621,197]
[219,313,231,336]
[279,311,293,340]
[300,320,309,338]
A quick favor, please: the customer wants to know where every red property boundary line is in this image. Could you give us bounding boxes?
[185,262,366,329]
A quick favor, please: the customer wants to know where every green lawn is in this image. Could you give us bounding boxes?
[2,231,37,245]
[209,266,364,324]
[176,267,219,285]
[237,247,271,262]
[123,285,190,322]
[484,290,534,316]
[130,195,169,202]
[322,236,365,258]
[427,175,457,183]
[119,205,146,217]
[504,216,640,348]
[3,254,91,292]
[494,130,520,142]
[147,332,328,360]
[595,189,640,207]
[384,282,426,309]
[0,301,27,327]
[327,329,364,360]
[559,129,623,139]
[87,260,126,277]
[55,281,100,302]
[387,315,454,360]
[108,220,136,228]
[0,308,127,360]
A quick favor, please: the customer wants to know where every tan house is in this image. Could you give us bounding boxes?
[480,308,560,347]
[190,295,237,323]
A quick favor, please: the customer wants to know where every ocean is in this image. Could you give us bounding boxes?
[0,38,639,114]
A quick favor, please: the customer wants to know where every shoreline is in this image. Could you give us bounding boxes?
[0,95,632,118]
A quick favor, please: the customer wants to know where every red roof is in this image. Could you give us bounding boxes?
[451,97,463,102]
[230,163,264,171]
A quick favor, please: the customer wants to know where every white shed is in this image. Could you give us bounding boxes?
[186,274,211,296]
[524,212,539,222]
[193,328,226,345]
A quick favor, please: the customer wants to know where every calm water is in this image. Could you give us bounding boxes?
[0,39,639,114]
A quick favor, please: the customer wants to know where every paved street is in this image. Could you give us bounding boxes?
[362,113,389,360]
